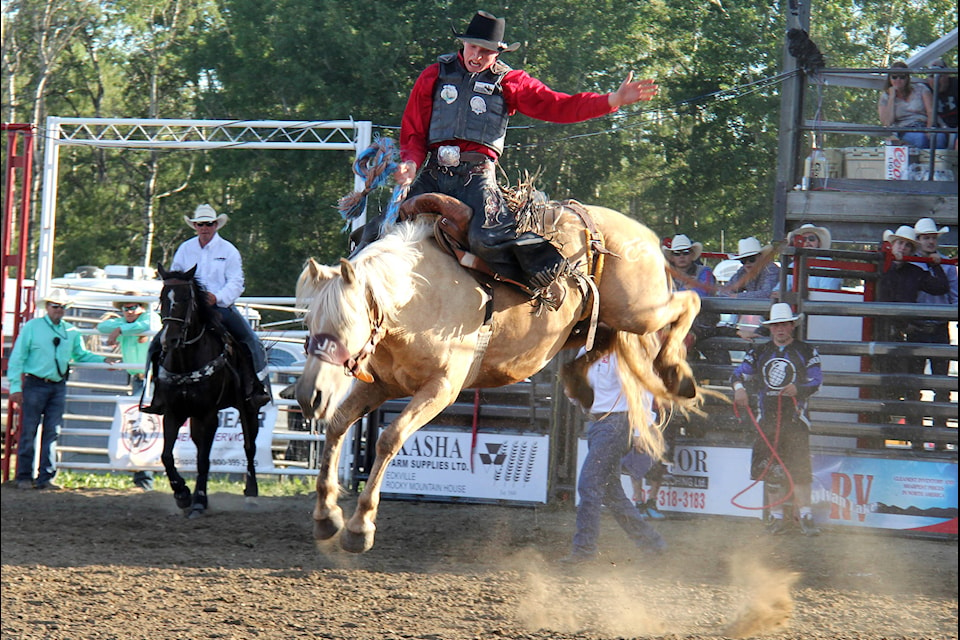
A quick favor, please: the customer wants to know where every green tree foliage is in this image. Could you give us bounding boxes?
[2,0,955,288]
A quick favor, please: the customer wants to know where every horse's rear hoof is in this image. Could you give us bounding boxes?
[174,491,192,510]
[677,375,697,399]
[187,505,206,519]
[313,512,344,541]
[244,497,259,510]
[340,528,374,554]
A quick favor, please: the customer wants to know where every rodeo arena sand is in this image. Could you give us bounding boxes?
[0,486,956,640]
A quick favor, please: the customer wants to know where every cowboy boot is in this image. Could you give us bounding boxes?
[348,214,386,258]
[512,235,568,291]
[239,350,272,409]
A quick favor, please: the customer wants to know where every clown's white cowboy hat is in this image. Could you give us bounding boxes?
[184,204,228,230]
[787,223,832,249]
[39,289,73,307]
[663,234,703,261]
[883,225,918,245]
[452,10,520,53]
[913,217,949,236]
[762,302,802,325]
[728,236,772,260]
[112,291,149,311]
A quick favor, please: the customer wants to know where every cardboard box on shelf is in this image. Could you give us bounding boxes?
[842,147,888,180]
[884,145,910,180]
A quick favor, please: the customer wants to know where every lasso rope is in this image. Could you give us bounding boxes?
[730,392,797,511]
[337,136,408,230]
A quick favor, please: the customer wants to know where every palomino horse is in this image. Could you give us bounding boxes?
[295,200,701,553]
[155,265,262,516]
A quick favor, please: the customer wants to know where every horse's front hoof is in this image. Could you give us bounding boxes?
[187,504,206,519]
[340,527,375,554]
[244,497,259,511]
[313,511,344,541]
[174,490,192,510]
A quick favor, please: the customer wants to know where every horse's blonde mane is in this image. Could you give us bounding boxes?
[296,221,432,335]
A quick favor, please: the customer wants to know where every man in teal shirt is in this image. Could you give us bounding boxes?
[97,293,160,489]
[8,290,109,489]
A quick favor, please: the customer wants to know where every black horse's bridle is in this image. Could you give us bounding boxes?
[161,278,207,348]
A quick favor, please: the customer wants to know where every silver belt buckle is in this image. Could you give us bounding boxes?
[437,145,461,167]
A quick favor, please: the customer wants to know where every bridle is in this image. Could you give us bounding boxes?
[161,278,207,348]
[304,302,383,384]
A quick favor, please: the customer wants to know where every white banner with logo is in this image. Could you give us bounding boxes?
[381,428,550,503]
[576,441,763,518]
[108,401,277,473]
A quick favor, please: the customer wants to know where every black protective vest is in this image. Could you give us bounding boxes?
[428,53,511,155]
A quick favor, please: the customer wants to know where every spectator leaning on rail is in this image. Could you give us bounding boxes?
[910,217,957,436]
[353,10,660,295]
[561,350,667,564]
[721,237,780,299]
[7,290,116,490]
[776,223,842,297]
[141,204,270,414]
[876,224,950,441]
[730,302,823,536]
[96,293,161,490]
[663,233,728,364]
[878,61,946,149]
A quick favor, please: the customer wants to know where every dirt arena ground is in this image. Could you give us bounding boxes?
[1,484,956,640]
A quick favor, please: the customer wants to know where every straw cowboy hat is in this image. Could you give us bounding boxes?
[913,217,949,236]
[112,291,149,311]
[184,204,228,230]
[787,223,832,249]
[883,225,918,245]
[452,10,520,53]
[39,289,73,307]
[663,234,703,261]
[728,236,772,260]
[762,302,802,325]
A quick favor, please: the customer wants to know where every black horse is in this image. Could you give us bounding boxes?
[154,265,261,516]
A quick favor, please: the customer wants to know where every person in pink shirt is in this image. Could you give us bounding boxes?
[358,10,658,293]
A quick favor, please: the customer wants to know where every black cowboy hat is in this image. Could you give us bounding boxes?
[452,10,520,53]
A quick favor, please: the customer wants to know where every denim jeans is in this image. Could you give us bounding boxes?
[16,376,67,484]
[572,412,665,556]
[900,129,948,149]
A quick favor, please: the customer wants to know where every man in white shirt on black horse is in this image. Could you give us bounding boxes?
[142,204,270,414]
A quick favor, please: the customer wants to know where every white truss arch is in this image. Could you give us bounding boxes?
[38,117,372,296]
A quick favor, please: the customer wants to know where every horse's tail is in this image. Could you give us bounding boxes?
[613,330,669,462]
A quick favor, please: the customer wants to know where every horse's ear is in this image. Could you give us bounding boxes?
[340,258,357,285]
[157,263,168,279]
[185,265,197,280]
[306,258,322,281]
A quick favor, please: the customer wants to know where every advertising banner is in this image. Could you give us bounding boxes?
[812,454,958,534]
[382,428,550,503]
[108,401,277,473]
[576,442,764,518]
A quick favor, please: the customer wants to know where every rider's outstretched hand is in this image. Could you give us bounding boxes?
[609,71,659,109]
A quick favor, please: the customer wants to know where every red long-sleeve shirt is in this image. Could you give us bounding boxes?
[399,53,616,167]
